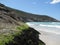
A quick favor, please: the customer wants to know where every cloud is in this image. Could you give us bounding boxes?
[50,0,60,4]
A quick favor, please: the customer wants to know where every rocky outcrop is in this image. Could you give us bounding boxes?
[6,27,45,45]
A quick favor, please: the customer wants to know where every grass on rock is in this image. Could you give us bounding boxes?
[0,23,29,45]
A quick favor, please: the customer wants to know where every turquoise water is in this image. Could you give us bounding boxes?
[26,22,60,34]
[27,22,60,25]
[26,22,60,28]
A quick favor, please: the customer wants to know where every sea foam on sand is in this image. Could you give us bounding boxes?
[26,22,60,45]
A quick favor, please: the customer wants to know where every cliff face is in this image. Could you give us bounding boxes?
[0,3,59,25]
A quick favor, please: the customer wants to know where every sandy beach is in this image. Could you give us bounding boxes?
[26,22,60,45]
[34,26,60,45]
[39,30,60,45]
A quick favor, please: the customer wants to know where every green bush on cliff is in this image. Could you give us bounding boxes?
[17,24,29,30]
[6,27,45,45]
[0,34,14,45]
[0,24,45,45]
[0,24,29,45]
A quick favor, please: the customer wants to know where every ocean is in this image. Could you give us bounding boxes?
[26,22,60,45]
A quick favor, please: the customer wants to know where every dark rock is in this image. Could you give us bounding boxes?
[6,27,45,45]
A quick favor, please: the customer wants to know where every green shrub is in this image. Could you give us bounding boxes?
[0,34,14,45]
[0,24,29,45]
[17,24,29,30]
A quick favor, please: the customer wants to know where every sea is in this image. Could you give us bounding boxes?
[26,22,60,34]
[26,22,60,45]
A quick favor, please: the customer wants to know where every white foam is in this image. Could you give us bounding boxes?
[26,22,60,35]
[39,24,60,28]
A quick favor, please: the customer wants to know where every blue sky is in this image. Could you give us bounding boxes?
[0,0,60,20]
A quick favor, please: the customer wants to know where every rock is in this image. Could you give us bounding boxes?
[6,27,45,45]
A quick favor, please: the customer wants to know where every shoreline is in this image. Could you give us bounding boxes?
[26,23,60,45]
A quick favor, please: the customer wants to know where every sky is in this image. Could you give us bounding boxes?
[0,0,60,20]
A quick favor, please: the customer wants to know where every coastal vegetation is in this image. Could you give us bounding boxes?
[6,25,45,45]
[0,23,45,45]
[0,23,29,45]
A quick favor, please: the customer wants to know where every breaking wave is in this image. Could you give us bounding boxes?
[26,22,60,34]
[39,24,60,28]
